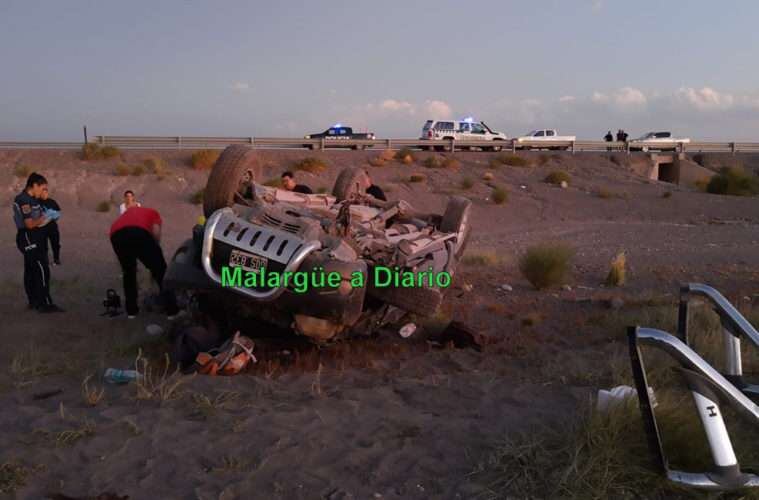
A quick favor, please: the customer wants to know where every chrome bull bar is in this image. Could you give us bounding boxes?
[201,208,321,301]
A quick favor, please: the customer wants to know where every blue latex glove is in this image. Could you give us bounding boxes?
[44,208,61,221]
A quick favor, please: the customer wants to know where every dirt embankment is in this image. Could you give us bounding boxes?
[0,148,758,499]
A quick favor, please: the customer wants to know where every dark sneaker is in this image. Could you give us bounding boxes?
[38,304,65,313]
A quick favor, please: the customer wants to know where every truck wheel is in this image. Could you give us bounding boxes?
[440,196,472,260]
[202,145,262,218]
[332,167,369,201]
[492,140,504,152]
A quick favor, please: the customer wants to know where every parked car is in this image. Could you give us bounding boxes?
[164,146,472,343]
[628,132,691,152]
[420,119,508,151]
[514,129,576,150]
[304,125,375,150]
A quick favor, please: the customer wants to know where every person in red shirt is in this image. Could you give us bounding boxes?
[109,206,178,318]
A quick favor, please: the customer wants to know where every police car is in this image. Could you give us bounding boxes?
[304,124,376,150]
[420,118,508,151]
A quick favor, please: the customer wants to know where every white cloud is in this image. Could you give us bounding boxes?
[559,95,576,103]
[614,87,647,107]
[591,91,609,104]
[675,86,734,110]
[591,0,604,11]
[230,81,251,92]
[422,99,453,119]
[380,99,414,113]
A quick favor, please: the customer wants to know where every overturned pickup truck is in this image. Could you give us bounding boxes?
[165,146,471,342]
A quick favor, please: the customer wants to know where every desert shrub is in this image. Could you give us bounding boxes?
[292,157,328,173]
[482,172,494,181]
[693,178,710,192]
[408,173,426,183]
[442,157,460,169]
[143,157,167,175]
[662,191,672,198]
[190,189,204,205]
[706,167,759,196]
[544,170,571,185]
[13,164,31,177]
[519,243,574,289]
[96,201,111,213]
[81,143,102,160]
[131,164,146,176]
[395,148,415,163]
[492,186,508,205]
[495,154,530,167]
[101,146,120,159]
[606,252,626,287]
[462,250,501,267]
[597,188,612,199]
[190,149,221,170]
[367,156,386,167]
[114,164,130,176]
[262,177,281,188]
[460,177,474,190]
[423,156,443,169]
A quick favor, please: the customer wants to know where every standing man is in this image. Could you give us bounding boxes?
[12,173,64,313]
[281,171,313,194]
[40,187,62,265]
[109,205,178,319]
[119,190,141,214]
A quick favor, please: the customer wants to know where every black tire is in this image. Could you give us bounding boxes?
[367,281,443,317]
[440,196,472,260]
[492,140,504,152]
[202,145,262,218]
[332,167,369,201]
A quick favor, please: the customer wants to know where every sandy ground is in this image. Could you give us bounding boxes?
[0,148,758,499]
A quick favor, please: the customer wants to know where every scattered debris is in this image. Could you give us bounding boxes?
[500,284,513,292]
[462,283,474,293]
[561,284,572,292]
[399,323,417,338]
[597,385,656,412]
[103,368,140,385]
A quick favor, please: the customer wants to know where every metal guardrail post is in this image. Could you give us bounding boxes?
[570,141,575,154]
[626,141,630,155]
[386,139,391,150]
[177,136,182,150]
[320,138,325,151]
[249,137,254,145]
[449,138,455,152]
[731,142,736,155]
[511,140,516,153]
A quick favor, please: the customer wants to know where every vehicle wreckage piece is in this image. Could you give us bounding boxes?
[165,145,471,342]
[629,326,759,490]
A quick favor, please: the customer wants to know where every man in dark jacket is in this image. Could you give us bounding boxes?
[364,172,387,201]
[39,187,61,265]
[281,171,313,194]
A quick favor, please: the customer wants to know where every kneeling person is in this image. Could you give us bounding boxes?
[109,206,178,318]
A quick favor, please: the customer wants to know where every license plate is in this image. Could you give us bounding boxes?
[229,249,268,273]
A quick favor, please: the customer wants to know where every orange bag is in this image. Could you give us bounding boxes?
[195,332,256,376]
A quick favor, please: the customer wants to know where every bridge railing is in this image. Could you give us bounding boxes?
[1,136,759,153]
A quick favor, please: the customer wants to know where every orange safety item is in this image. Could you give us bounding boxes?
[194,332,256,376]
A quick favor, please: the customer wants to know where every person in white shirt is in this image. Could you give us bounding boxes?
[119,190,141,214]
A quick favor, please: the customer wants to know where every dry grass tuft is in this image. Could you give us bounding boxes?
[81,375,105,407]
[423,156,443,169]
[114,164,130,176]
[190,189,204,205]
[492,154,530,167]
[292,157,328,173]
[460,176,474,190]
[143,157,167,175]
[190,149,221,170]
[462,250,502,267]
[395,148,415,164]
[81,143,120,161]
[131,164,146,176]
[408,173,426,183]
[134,351,188,402]
[491,186,508,205]
[606,252,626,287]
[13,164,32,178]
[482,172,494,181]
[706,167,759,196]
[662,191,672,198]
[545,170,571,185]
[443,157,461,169]
[519,243,574,289]
[0,461,43,493]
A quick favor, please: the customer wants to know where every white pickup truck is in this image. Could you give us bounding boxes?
[515,129,576,150]
[628,131,691,152]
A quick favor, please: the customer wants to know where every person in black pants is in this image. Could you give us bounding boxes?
[39,187,61,265]
[364,172,387,201]
[109,206,178,319]
[12,172,64,313]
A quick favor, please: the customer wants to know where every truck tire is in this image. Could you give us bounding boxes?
[492,140,504,152]
[202,145,262,218]
[367,282,443,317]
[332,167,369,201]
[440,196,472,260]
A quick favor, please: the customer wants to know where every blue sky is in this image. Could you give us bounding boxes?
[1,0,758,140]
